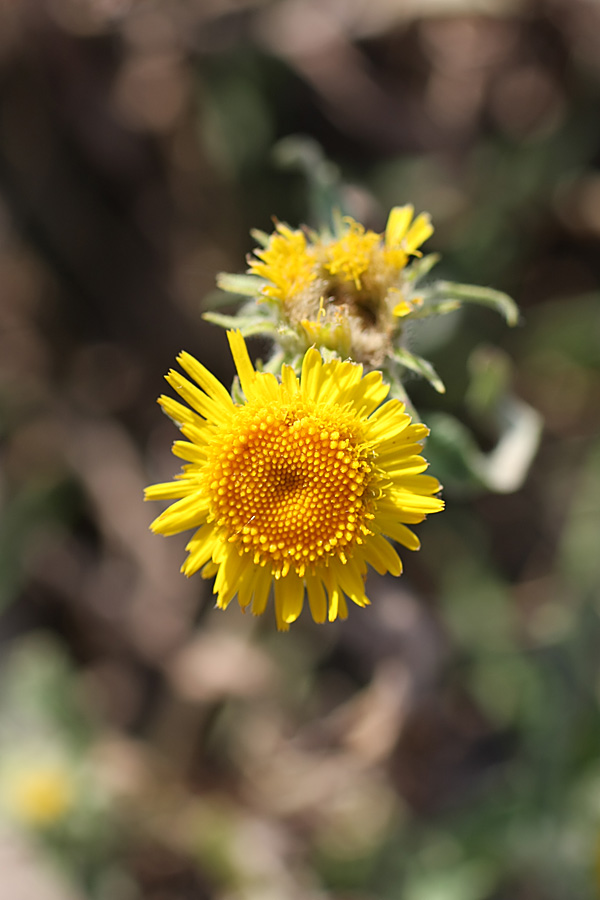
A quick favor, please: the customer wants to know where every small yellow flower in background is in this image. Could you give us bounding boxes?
[6,762,73,828]
[145,331,443,631]
[246,205,432,368]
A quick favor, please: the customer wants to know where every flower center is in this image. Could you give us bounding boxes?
[207,400,375,577]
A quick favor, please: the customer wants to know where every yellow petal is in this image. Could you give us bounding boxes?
[275,571,305,626]
[150,491,209,535]
[144,481,198,501]
[333,556,370,608]
[403,213,433,255]
[392,300,412,317]
[159,395,204,429]
[251,568,272,617]
[214,549,253,608]
[165,370,230,426]
[281,363,299,396]
[237,565,259,609]
[377,519,421,551]
[171,440,208,463]
[182,524,220,576]
[227,330,256,399]
[177,351,235,408]
[363,533,403,576]
[385,205,414,247]
[300,347,324,401]
[305,574,327,624]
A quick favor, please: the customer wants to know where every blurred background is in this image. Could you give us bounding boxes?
[1,0,600,898]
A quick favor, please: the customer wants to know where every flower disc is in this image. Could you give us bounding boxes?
[207,399,373,578]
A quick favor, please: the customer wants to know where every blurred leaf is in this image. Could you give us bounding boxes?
[215,273,264,297]
[203,310,281,337]
[424,280,520,327]
[424,394,542,495]
[250,228,271,248]
[405,252,441,283]
[409,299,462,319]
[559,437,600,598]
[403,860,498,900]
[272,135,345,228]
[0,479,79,614]
[469,654,544,729]
[422,412,487,492]
[440,555,514,654]
[201,52,275,176]
[391,346,446,393]
[0,634,94,749]
[466,346,513,416]
[479,396,543,493]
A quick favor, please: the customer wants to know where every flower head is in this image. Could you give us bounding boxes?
[213,205,519,396]
[246,206,432,367]
[145,332,443,630]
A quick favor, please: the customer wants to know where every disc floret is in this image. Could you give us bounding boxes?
[205,399,376,579]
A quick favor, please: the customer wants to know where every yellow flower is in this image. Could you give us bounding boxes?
[247,206,433,367]
[385,204,434,259]
[145,332,443,631]
[248,223,317,303]
[7,763,73,827]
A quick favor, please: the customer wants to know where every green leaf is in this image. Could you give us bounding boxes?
[478,396,542,493]
[202,311,244,330]
[203,311,280,337]
[408,299,462,319]
[422,412,487,492]
[216,272,264,297]
[425,280,520,326]
[391,346,446,393]
[272,135,345,227]
[424,398,542,495]
[249,228,270,248]
[465,346,512,416]
[405,252,441,283]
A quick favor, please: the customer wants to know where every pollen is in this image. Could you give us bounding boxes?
[206,400,374,578]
